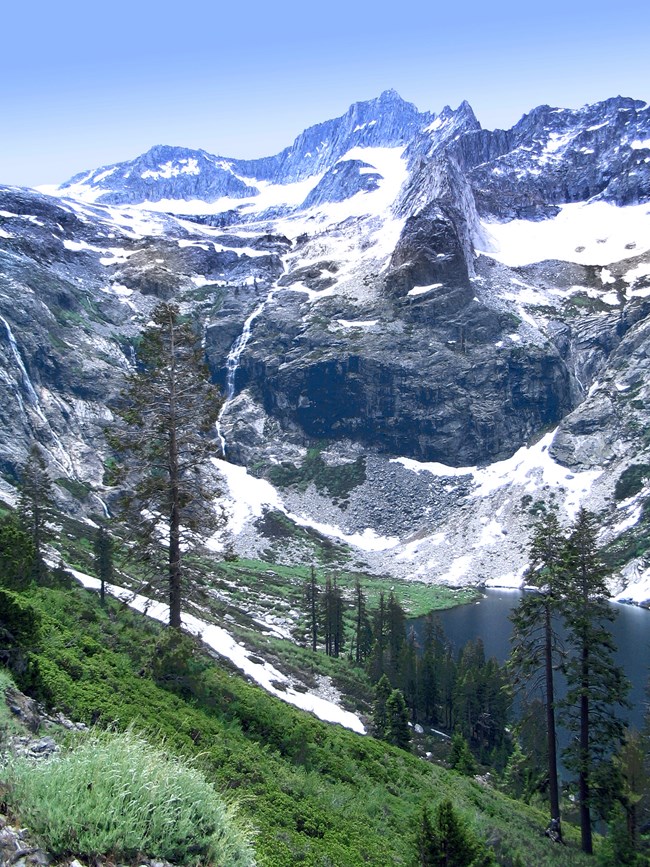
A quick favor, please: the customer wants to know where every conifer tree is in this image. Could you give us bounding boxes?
[449,730,476,776]
[17,444,55,580]
[304,565,319,651]
[369,591,388,681]
[386,591,406,681]
[509,508,566,838]
[417,614,444,724]
[107,303,222,629]
[94,526,113,606]
[561,508,630,855]
[415,799,493,866]
[0,513,37,590]
[372,673,392,739]
[398,629,419,722]
[386,688,411,750]
[322,575,345,657]
[352,577,373,664]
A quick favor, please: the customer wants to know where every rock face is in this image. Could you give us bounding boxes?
[2,89,650,594]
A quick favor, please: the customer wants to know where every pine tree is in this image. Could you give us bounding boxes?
[107,303,223,629]
[398,629,419,722]
[415,799,493,866]
[304,565,319,652]
[417,614,444,725]
[0,513,37,590]
[17,444,55,580]
[352,577,373,664]
[322,575,345,657]
[561,508,630,855]
[449,730,476,776]
[508,509,566,838]
[369,591,388,681]
[386,688,411,750]
[386,591,406,682]
[372,673,392,740]
[94,526,113,606]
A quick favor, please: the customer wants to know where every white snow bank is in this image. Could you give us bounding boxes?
[485,565,528,589]
[287,513,400,552]
[211,458,282,537]
[68,568,365,733]
[479,202,650,267]
[394,431,601,518]
[614,561,650,606]
[407,283,443,297]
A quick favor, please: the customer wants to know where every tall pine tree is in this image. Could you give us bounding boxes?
[17,443,55,580]
[94,526,113,606]
[561,508,630,855]
[509,509,566,839]
[108,303,222,628]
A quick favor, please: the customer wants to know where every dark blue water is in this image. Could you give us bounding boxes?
[414,590,649,731]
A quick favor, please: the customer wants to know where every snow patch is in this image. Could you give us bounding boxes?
[407,283,443,297]
[479,202,650,267]
[67,568,365,733]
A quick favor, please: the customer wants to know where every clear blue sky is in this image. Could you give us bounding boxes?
[2,0,648,187]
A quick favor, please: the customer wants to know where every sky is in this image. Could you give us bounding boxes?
[2,0,649,188]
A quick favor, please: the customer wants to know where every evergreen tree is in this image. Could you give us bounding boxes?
[415,799,493,866]
[398,629,419,722]
[386,688,411,750]
[561,508,630,855]
[449,730,476,776]
[0,513,37,590]
[17,444,55,580]
[322,575,345,657]
[369,591,388,681]
[440,647,457,731]
[94,526,113,606]
[417,614,442,724]
[613,730,648,853]
[453,638,486,741]
[304,565,319,652]
[509,509,566,838]
[597,802,641,867]
[107,303,223,629]
[386,591,406,682]
[352,577,373,664]
[372,673,392,740]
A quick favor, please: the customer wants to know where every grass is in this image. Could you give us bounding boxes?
[4,728,254,866]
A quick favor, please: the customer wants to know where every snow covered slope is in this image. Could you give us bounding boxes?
[1,89,650,608]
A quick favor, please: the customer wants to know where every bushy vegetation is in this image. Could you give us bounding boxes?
[267,447,367,501]
[614,464,650,502]
[4,729,254,866]
[0,581,593,866]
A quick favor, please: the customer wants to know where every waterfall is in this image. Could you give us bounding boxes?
[0,314,74,476]
[0,314,45,418]
[216,285,279,456]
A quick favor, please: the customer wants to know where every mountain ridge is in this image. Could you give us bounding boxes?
[1,88,649,605]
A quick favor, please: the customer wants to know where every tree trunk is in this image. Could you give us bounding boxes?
[579,648,592,854]
[545,604,562,838]
[168,316,182,630]
[310,566,317,652]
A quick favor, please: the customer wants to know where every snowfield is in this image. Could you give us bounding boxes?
[479,201,650,267]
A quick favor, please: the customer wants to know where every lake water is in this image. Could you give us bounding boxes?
[413,590,649,731]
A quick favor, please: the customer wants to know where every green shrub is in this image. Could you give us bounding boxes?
[5,728,254,866]
[614,464,650,501]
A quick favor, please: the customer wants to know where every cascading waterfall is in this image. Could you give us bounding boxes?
[0,314,74,477]
[1,314,45,419]
[216,261,287,456]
